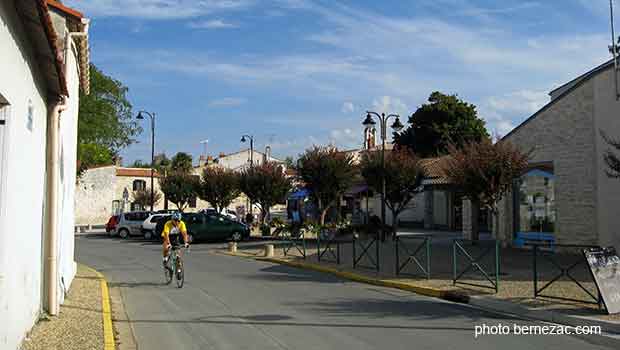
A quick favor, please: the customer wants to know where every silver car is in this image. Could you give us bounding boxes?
[115,211,151,239]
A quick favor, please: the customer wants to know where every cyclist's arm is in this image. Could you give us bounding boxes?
[162,221,171,246]
[180,222,189,244]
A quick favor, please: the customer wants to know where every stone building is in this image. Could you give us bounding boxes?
[494,58,620,250]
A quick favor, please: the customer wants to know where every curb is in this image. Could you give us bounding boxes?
[220,250,620,338]
[90,268,116,350]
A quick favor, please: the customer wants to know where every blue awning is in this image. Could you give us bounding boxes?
[288,188,310,200]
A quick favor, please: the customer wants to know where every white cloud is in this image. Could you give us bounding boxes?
[208,97,247,107]
[188,19,238,29]
[64,0,254,19]
[341,102,354,113]
[487,89,549,116]
[371,96,409,117]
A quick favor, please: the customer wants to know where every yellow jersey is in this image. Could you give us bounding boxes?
[162,220,187,238]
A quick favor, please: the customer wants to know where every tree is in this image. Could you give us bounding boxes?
[153,153,172,173]
[240,162,292,224]
[132,187,162,209]
[394,91,489,157]
[198,166,241,213]
[159,172,199,212]
[129,159,151,168]
[77,64,142,175]
[442,139,529,240]
[170,152,193,173]
[360,148,424,237]
[283,156,296,169]
[297,146,357,225]
[601,131,620,178]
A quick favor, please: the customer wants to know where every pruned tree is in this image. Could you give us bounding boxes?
[297,146,357,225]
[360,148,424,237]
[240,162,292,224]
[159,171,199,212]
[198,166,241,213]
[132,187,162,209]
[443,139,529,240]
[170,152,193,174]
[601,131,620,178]
[394,91,489,157]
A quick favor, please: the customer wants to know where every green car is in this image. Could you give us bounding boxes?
[156,213,250,243]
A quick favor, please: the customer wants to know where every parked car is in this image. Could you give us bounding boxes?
[155,212,250,243]
[105,215,119,234]
[141,213,169,240]
[114,211,151,239]
[200,208,237,221]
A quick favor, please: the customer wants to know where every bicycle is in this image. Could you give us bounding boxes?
[164,237,189,288]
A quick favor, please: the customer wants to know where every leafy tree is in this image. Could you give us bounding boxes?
[443,139,529,240]
[283,156,296,169]
[360,148,424,237]
[170,152,193,173]
[240,162,292,224]
[77,64,141,175]
[159,171,199,212]
[129,159,151,168]
[394,91,489,157]
[77,143,113,175]
[153,153,172,172]
[198,166,241,213]
[600,131,620,178]
[132,187,162,209]
[297,146,357,225]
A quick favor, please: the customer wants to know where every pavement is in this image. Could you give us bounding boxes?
[21,264,105,350]
[75,233,619,350]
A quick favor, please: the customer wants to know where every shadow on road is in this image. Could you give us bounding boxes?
[235,264,345,284]
[108,281,170,288]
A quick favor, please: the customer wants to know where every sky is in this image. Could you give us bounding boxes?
[65,0,614,165]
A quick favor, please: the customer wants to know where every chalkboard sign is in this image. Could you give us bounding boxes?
[583,247,620,314]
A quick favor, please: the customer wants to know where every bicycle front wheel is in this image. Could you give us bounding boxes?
[164,257,173,285]
[175,256,184,288]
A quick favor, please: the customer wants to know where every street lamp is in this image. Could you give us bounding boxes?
[137,110,156,212]
[241,134,255,218]
[362,111,404,241]
[240,134,254,167]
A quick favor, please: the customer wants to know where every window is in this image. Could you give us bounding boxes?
[133,180,146,191]
[514,168,556,235]
[130,203,144,212]
[112,200,121,215]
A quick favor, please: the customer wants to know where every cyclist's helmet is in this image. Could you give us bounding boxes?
[171,212,182,221]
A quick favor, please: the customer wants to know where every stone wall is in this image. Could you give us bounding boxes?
[497,78,598,246]
[74,166,116,225]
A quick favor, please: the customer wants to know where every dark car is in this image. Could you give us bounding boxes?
[155,212,250,243]
[105,215,119,234]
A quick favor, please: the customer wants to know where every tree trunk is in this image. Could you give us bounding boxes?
[471,199,480,242]
[391,209,399,240]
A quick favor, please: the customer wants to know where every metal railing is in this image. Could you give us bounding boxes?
[353,234,380,271]
[453,239,500,293]
[395,234,431,279]
[282,229,307,259]
[532,243,602,307]
[317,230,351,265]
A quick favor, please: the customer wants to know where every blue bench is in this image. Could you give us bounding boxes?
[513,232,555,250]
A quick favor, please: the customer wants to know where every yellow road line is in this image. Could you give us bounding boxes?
[91,269,116,350]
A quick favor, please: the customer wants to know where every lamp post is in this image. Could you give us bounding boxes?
[241,134,255,217]
[362,111,404,240]
[137,110,156,212]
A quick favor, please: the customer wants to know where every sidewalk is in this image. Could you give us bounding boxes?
[20,264,112,350]
[223,233,620,334]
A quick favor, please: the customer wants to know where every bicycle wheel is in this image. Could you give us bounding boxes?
[164,255,173,285]
[175,255,184,288]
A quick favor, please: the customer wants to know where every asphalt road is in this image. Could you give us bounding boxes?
[76,234,614,350]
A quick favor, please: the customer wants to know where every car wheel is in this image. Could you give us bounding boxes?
[231,231,243,242]
[144,230,153,240]
[118,228,129,239]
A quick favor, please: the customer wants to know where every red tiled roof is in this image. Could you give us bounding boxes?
[35,0,68,96]
[116,168,160,178]
[420,156,452,185]
[46,0,83,19]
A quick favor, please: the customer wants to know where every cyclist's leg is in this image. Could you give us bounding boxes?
[162,233,171,265]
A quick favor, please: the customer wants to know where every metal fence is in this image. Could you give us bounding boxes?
[282,231,307,259]
[317,231,352,265]
[452,239,500,293]
[352,234,380,271]
[531,243,602,307]
[395,234,431,279]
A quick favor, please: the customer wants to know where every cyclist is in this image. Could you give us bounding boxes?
[162,212,190,267]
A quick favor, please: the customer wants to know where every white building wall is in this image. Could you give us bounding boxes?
[0,3,49,349]
[75,166,117,225]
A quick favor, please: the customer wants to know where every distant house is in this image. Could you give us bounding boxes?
[495,58,620,250]
[0,1,90,349]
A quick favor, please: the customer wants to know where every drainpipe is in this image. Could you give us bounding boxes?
[45,97,68,316]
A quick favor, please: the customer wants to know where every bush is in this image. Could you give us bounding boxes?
[260,224,271,236]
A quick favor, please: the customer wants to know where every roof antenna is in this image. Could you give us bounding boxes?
[609,0,620,100]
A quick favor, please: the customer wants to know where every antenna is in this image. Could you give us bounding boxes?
[200,139,209,156]
[610,0,620,99]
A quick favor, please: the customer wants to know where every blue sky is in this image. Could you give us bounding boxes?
[65,0,613,164]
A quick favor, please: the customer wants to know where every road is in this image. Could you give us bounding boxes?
[76,234,613,350]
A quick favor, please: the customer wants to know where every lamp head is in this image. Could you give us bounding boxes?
[136,111,144,120]
[241,136,247,143]
[391,117,404,132]
[362,113,376,127]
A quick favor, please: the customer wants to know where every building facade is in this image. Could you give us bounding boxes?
[0,1,89,348]
[495,59,620,250]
